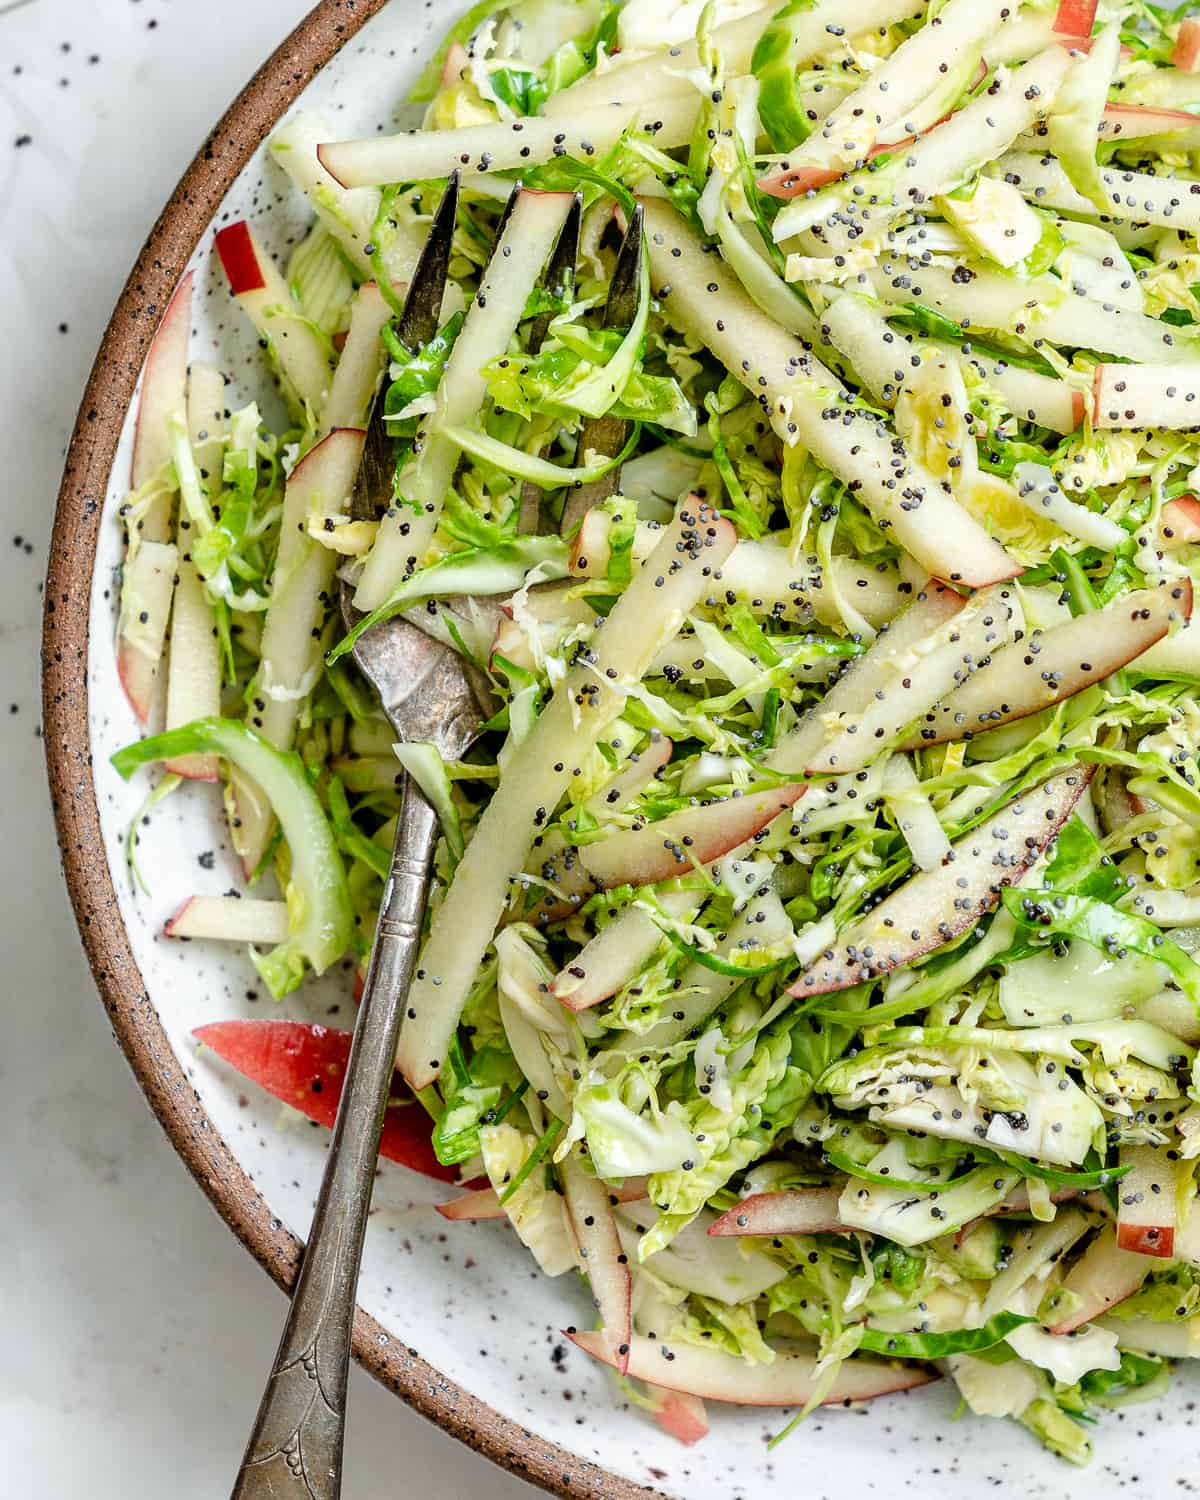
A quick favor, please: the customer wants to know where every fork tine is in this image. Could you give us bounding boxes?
[559,203,644,536]
[527,191,582,353]
[396,169,461,353]
[517,192,583,534]
[349,173,461,525]
[601,201,645,333]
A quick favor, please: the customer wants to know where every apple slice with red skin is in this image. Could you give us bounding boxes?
[758,121,931,199]
[132,270,194,492]
[1159,496,1200,548]
[650,1389,709,1445]
[953,1187,1080,1248]
[437,1178,649,1222]
[561,1155,632,1376]
[577,783,806,891]
[441,39,470,86]
[756,62,986,200]
[788,767,1093,998]
[567,1330,937,1406]
[901,582,1192,749]
[1174,17,1200,72]
[523,737,676,926]
[213,221,333,413]
[436,1187,509,1222]
[213,220,267,295]
[1093,364,1200,430]
[1053,0,1096,34]
[1099,102,1200,141]
[1047,1223,1151,1333]
[165,895,290,944]
[708,1187,850,1238]
[1115,1145,1178,1258]
[193,1019,462,1184]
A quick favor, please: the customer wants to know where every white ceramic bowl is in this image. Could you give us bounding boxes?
[46,3,1199,1494]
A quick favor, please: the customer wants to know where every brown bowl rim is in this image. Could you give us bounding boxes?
[40,4,659,1494]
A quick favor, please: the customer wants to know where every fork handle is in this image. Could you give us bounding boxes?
[231,777,439,1500]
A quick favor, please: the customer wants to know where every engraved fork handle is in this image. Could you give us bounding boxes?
[231,776,439,1500]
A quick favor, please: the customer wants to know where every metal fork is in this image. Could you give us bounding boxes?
[230,174,635,1499]
[231,176,508,1500]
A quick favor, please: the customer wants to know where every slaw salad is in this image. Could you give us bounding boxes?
[110,0,1200,1464]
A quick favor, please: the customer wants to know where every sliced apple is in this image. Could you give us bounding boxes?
[707,1187,850,1238]
[1099,102,1200,141]
[639,199,1020,591]
[320,281,395,432]
[567,1330,937,1406]
[116,539,178,724]
[606,869,793,1058]
[230,426,366,876]
[1174,17,1200,72]
[435,1187,508,1222]
[132,271,193,504]
[1135,614,1200,677]
[806,583,1022,775]
[994,150,1200,237]
[316,92,700,188]
[440,39,469,86]
[540,0,921,121]
[1097,1314,1200,1358]
[966,353,1085,435]
[788,767,1092,998]
[1047,1223,1151,1334]
[551,888,700,1012]
[867,250,1185,365]
[568,509,652,576]
[902,582,1193,748]
[397,503,739,1092]
[1053,0,1096,34]
[356,189,577,611]
[769,582,966,776]
[437,1177,649,1223]
[490,591,597,674]
[1093,363,1200,430]
[757,94,972,200]
[118,272,194,721]
[523,737,675,925]
[1160,495,1200,548]
[577,784,805,891]
[163,560,222,778]
[570,515,907,630]
[186,358,227,510]
[561,1154,632,1376]
[164,895,290,945]
[214,220,334,415]
[1115,1145,1179,1258]
[649,1388,709,1445]
[990,1184,1080,1217]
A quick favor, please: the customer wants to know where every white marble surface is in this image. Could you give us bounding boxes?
[0,2,532,1493]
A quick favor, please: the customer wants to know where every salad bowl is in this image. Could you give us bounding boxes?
[43,1,1200,1496]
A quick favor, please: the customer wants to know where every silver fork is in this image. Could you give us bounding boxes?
[230,173,637,1498]
[230,175,546,1500]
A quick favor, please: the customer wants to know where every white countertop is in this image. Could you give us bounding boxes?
[2,2,532,1492]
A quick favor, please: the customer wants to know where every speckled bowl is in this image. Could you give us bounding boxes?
[41,3,1199,1496]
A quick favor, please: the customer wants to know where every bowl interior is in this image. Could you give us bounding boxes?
[80,4,1198,1496]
